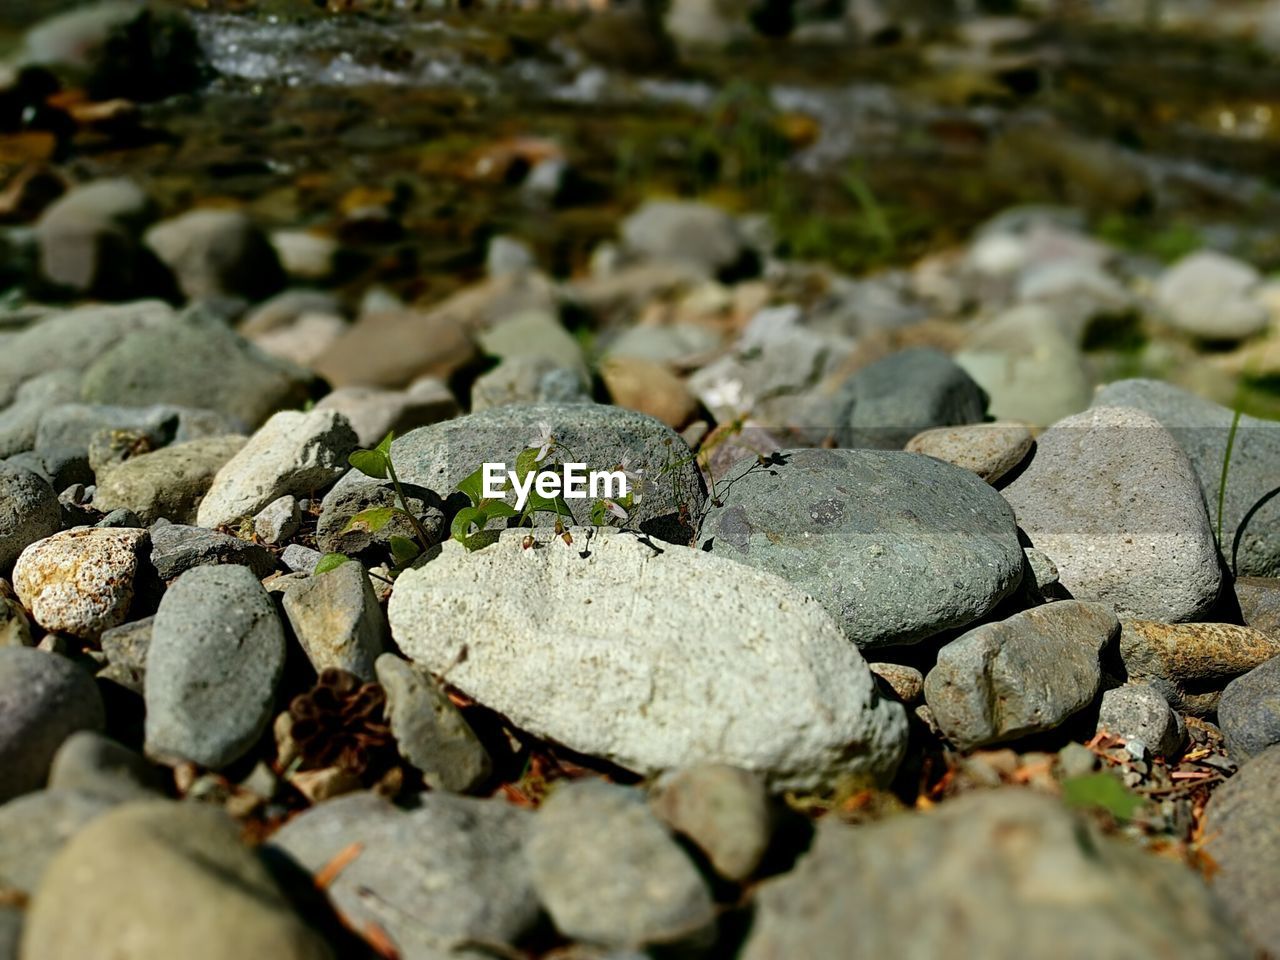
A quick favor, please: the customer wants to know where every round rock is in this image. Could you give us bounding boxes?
[0,462,61,571]
[1218,655,1280,761]
[904,421,1034,484]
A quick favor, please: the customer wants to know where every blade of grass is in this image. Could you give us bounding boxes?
[1217,408,1242,547]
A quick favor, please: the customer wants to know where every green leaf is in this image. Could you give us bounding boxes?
[459,530,501,552]
[348,448,388,480]
[523,490,571,516]
[314,552,353,575]
[515,447,542,481]
[375,430,396,458]
[343,506,398,535]
[590,500,607,525]
[479,499,517,521]
[1061,773,1145,821]
[456,466,488,507]
[389,535,421,567]
[451,506,484,541]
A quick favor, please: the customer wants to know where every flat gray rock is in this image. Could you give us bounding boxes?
[149,522,275,581]
[144,565,285,768]
[697,448,1024,648]
[389,529,907,791]
[1001,405,1223,621]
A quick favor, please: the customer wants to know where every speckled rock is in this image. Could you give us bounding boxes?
[1217,656,1280,761]
[281,560,385,680]
[92,435,246,525]
[0,579,33,648]
[904,421,1034,484]
[649,765,773,883]
[924,600,1117,750]
[698,448,1024,648]
[253,495,300,545]
[1001,406,1223,621]
[1118,619,1280,715]
[868,662,925,705]
[1097,683,1185,756]
[0,463,61,571]
[13,527,148,639]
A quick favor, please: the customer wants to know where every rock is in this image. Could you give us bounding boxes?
[269,792,539,960]
[1236,577,1280,638]
[281,544,322,575]
[0,788,114,896]
[1154,250,1268,341]
[92,435,246,524]
[602,323,723,365]
[22,800,334,960]
[698,448,1024,648]
[79,307,315,429]
[0,463,60,571]
[1097,683,1185,756]
[665,0,755,50]
[1118,619,1280,715]
[270,230,338,281]
[144,565,285,768]
[313,380,458,449]
[1203,744,1280,956]
[47,730,163,802]
[620,200,751,278]
[248,311,350,369]
[743,788,1248,960]
[98,615,150,693]
[833,347,988,449]
[649,765,772,883]
[476,309,588,386]
[528,780,715,950]
[868,662,925,704]
[311,304,479,390]
[1001,406,1223,621]
[281,561,385,680]
[12,527,148,639]
[36,402,240,460]
[253,495,300,545]
[238,290,341,337]
[924,600,1117,751]
[486,235,535,276]
[599,355,699,428]
[144,209,284,302]
[0,648,104,802]
[375,654,491,793]
[1093,379,1280,577]
[149,522,274,581]
[196,410,356,529]
[904,421,1034,484]
[1217,656,1280,761]
[389,529,907,791]
[0,370,80,458]
[470,355,593,411]
[33,177,159,298]
[313,472,446,558]
[0,580,32,647]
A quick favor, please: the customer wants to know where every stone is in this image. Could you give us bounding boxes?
[249,311,350,368]
[0,580,32,648]
[599,355,699,428]
[311,304,479,390]
[0,647,104,802]
[649,765,772,883]
[22,800,334,960]
[868,662,925,704]
[12,527,148,639]
[375,654,491,793]
[1118,619,1280,715]
[486,235,535,276]
[1001,406,1223,621]
[1097,683,1185,756]
[1236,577,1280,638]
[281,560,385,680]
[528,781,715,950]
[698,448,1024,648]
[476,309,588,385]
[620,200,750,278]
[79,307,315,429]
[924,601,1117,750]
[196,410,356,529]
[904,421,1034,484]
[833,347,988,449]
[92,436,246,524]
[47,730,163,802]
[98,616,151,693]
[470,355,593,411]
[144,209,284,302]
[1203,745,1280,956]
[36,402,241,459]
[281,544,322,575]
[238,290,341,337]
[0,788,114,896]
[144,565,286,768]
[313,380,458,449]
[1154,250,1269,341]
[313,473,446,559]
[269,792,539,960]
[1217,656,1280,761]
[602,323,723,365]
[0,462,60,570]
[1093,379,1280,578]
[389,529,907,791]
[254,495,300,545]
[149,522,274,581]
[0,370,80,458]
[742,788,1248,960]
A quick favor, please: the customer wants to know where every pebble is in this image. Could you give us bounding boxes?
[144,208,284,302]
[33,178,156,298]
[375,654,492,792]
[281,560,386,679]
[698,448,1024,648]
[924,600,1117,750]
[1001,405,1223,621]
[904,421,1034,484]
[620,199,750,278]
[1096,683,1185,756]
[0,579,32,647]
[0,647,104,802]
[1236,576,1280,637]
[92,435,246,525]
[253,495,300,545]
[1118,619,1280,715]
[649,765,773,883]
[36,401,240,460]
[1217,655,1280,761]
[12,527,148,639]
[868,661,926,704]
[196,409,356,529]
[22,800,334,960]
[0,369,79,458]
[98,615,151,694]
[313,379,458,449]
[144,565,286,768]
[0,461,61,570]
[314,474,446,558]
[389,528,907,791]
[599,355,699,428]
[477,309,589,385]
[47,730,164,802]
[281,543,322,575]
[527,780,716,950]
[149,522,274,581]
[470,354,594,410]
[1154,249,1269,341]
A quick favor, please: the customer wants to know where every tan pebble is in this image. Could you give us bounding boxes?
[600,355,699,428]
[905,421,1034,484]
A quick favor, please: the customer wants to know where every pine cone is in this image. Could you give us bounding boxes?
[288,668,395,779]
